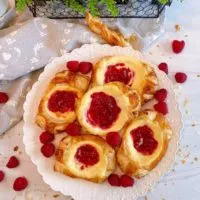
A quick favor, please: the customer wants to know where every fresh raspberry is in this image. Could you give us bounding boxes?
[13,177,28,191]
[0,170,5,182]
[6,156,19,168]
[39,131,55,144]
[0,92,9,104]
[120,175,134,187]
[66,61,79,72]
[154,102,168,115]
[158,62,168,74]
[108,174,120,186]
[106,132,122,148]
[154,89,167,102]
[41,143,55,158]
[175,72,187,83]
[79,62,93,74]
[172,40,185,54]
[66,122,81,136]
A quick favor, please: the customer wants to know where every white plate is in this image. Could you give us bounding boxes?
[23,44,182,200]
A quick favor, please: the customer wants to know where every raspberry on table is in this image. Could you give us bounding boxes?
[39,131,55,144]
[6,156,19,168]
[106,132,122,148]
[13,177,28,191]
[108,174,120,186]
[41,143,55,158]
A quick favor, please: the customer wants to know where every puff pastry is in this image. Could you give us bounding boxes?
[77,82,141,136]
[85,12,130,47]
[36,70,91,134]
[92,56,158,103]
[117,110,172,178]
[54,135,116,183]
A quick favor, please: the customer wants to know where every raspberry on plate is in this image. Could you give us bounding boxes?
[39,131,55,144]
[158,62,168,74]
[66,61,79,72]
[154,102,168,115]
[0,170,5,182]
[154,89,167,102]
[13,177,28,191]
[0,92,9,104]
[79,62,93,74]
[172,40,185,54]
[120,175,134,187]
[108,174,120,186]
[106,132,122,147]
[41,143,55,158]
[6,156,19,168]
[175,72,187,83]
[66,122,81,136]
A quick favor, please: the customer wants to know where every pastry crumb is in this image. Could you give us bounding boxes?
[181,159,186,164]
[175,24,181,32]
[197,74,200,78]
[183,98,190,107]
[13,146,19,151]
[156,44,160,48]
[53,194,60,198]
[192,123,196,127]
[185,34,188,37]
[194,157,198,161]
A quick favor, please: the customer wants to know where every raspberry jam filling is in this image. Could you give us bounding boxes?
[87,92,121,129]
[104,63,133,85]
[131,125,158,155]
[75,144,99,167]
[48,90,77,113]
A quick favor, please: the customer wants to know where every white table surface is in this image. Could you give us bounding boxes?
[1,0,200,199]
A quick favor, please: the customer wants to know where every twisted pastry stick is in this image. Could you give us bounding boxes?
[85,12,130,47]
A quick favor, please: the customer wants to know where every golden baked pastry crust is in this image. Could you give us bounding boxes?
[54,134,116,183]
[36,70,91,134]
[77,82,141,136]
[117,110,172,178]
[85,12,129,47]
[92,56,158,103]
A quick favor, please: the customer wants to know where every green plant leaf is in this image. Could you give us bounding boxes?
[100,0,119,17]
[88,0,100,16]
[64,0,86,14]
[157,0,170,4]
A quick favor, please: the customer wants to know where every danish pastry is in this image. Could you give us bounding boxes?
[92,56,158,103]
[36,70,91,134]
[77,82,141,136]
[54,135,116,183]
[117,110,172,178]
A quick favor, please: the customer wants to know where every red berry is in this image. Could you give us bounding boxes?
[41,143,55,157]
[39,131,55,144]
[6,156,19,168]
[13,177,28,191]
[0,92,9,104]
[154,102,168,115]
[120,175,134,187]
[66,122,81,136]
[158,62,168,74]
[175,72,187,83]
[67,61,79,72]
[154,89,167,102]
[79,62,93,74]
[106,132,122,147]
[108,174,120,186]
[172,40,185,54]
[0,170,5,182]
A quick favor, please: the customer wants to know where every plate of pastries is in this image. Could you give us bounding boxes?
[23,44,182,200]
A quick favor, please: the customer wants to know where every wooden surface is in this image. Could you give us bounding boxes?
[0,0,200,199]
